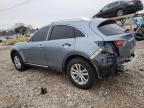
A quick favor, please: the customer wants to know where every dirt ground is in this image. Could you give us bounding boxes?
[0,42,144,108]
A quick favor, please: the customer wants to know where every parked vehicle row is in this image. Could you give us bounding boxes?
[11,18,136,89]
[0,37,6,43]
[0,36,14,41]
[0,37,2,43]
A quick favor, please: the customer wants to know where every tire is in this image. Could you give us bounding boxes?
[117,9,124,17]
[67,58,96,90]
[134,29,144,41]
[12,52,27,71]
[135,34,144,41]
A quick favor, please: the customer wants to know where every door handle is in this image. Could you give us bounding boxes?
[62,43,71,47]
[38,44,44,48]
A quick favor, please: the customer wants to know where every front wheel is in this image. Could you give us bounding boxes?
[12,53,27,71]
[67,58,96,90]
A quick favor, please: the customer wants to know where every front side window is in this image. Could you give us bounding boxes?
[31,26,50,42]
[50,25,74,40]
[102,6,109,11]
[98,20,126,36]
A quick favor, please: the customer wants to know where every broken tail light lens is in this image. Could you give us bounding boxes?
[115,40,125,46]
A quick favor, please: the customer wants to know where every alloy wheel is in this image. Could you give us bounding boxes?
[70,64,89,85]
[14,56,22,69]
[117,10,124,16]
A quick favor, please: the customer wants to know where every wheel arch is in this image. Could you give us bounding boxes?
[62,53,95,73]
[10,49,21,62]
[116,8,125,16]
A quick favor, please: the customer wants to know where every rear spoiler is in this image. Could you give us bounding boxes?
[98,20,117,27]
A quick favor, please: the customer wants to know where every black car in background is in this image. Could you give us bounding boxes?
[93,0,143,18]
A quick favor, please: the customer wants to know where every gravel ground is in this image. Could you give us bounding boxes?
[0,42,144,108]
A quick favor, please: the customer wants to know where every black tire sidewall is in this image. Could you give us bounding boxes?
[67,58,96,90]
[135,34,144,41]
[12,53,26,71]
[117,9,124,17]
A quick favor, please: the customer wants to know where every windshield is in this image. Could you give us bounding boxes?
[98,20,127,36]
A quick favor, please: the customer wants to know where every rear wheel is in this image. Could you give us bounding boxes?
[117,9,124,17]
[12,53,27,71]
[67,58,96,90]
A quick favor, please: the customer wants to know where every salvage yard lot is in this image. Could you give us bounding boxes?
[0,42,144,108]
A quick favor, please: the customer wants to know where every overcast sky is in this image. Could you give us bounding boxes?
[0,0,144,29]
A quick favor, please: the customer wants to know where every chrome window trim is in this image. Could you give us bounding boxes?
[25,63,49,68]
[46,25,52,41]
[50,24,88,39]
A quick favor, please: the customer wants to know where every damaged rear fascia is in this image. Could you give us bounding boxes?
[90,42,117,78]
[90,42,115,61]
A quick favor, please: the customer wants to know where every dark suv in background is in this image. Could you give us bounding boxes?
[93,0,143,18]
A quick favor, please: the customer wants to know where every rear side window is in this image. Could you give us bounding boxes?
[107,1,120,8]
[50,25,74,40]
[98,20,126,36]
[102,6,108,11]
[74,28,85,37]
[31,26,50,42]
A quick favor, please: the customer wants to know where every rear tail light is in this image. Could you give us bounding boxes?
[115,40,125,46]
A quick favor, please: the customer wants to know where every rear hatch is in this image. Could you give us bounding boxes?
[90,19,136,58]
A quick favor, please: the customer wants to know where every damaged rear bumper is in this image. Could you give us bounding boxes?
[90,47,135,79]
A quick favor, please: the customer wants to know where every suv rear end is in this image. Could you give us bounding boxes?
[90,19,136,76]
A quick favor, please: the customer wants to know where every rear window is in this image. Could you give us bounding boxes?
[98,20,126,36]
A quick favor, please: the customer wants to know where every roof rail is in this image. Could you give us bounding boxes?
[51,17,90,24]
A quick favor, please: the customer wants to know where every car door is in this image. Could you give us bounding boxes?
[22,26,50,65]
[44,25,76,70]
